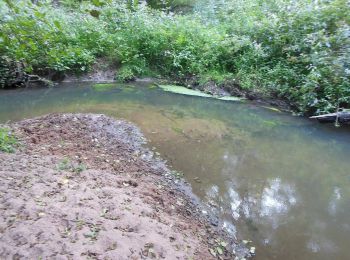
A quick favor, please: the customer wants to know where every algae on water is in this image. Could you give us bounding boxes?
[217,96,242,101]
[92,83,138,93]
[158,85,212,97]
[158,85,243,101]
[92,83,118,91]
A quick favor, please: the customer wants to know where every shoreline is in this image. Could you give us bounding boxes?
[0,113,250,259]
[1,63,292,116]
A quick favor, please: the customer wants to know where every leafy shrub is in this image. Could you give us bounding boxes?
[200,0,350,114]
[0,0,99,75]
[0,57,19,88]
[116,65,136,82]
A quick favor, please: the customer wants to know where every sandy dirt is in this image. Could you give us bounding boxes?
[0,113,240,259]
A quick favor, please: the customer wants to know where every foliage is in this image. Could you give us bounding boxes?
[0,127,17,153]
[146,0,195,12]
[0,0,349,114]
[0,0,103,75]
[115,65,139,82]
[197,0,350,114]
[0,56,20,88]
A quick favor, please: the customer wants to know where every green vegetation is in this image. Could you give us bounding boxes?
[56,157,86,173]
[0,0,349,115]
[0,127,17,153]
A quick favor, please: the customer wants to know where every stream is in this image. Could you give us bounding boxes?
[1,82,350,260]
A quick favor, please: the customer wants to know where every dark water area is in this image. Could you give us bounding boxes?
[1,83,350,260]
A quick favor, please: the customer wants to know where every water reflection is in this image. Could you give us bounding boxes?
[199,141,350,259]
[307,234,338,254]
[260,179,296,220]
[328,187,341,216]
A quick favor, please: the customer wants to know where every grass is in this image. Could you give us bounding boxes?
[0,127,17,153]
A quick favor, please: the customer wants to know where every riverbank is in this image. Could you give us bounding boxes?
[0,57,291,114]
[7,66,292,114]
[0,113,249,259]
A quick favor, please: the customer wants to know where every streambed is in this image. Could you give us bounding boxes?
[1,82,350,260]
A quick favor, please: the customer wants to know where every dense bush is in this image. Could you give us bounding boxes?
[206,0,350,114]
[0,0,349,115]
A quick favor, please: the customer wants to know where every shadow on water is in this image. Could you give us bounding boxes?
[1,82,350,260]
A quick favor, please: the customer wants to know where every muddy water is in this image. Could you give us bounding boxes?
[1,82,350,260]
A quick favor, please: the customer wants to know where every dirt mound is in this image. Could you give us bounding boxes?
[0,114,240,259]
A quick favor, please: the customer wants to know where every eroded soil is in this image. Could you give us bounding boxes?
[0,113,240,259]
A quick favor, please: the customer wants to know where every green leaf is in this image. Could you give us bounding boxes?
[34,10,45,19]
[216,247,223,255]
[53,20,61,30]
[92,0,102,7]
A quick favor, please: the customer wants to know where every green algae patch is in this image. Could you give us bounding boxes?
[92,83,118,91]
[217,96,243,101]
[158,85,213,98]
[158,85,243,101]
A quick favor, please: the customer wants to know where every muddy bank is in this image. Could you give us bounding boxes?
[0,113,249,259]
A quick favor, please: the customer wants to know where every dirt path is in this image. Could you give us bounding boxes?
[0,114,244,259]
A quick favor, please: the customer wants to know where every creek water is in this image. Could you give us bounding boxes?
[1,82,350,260]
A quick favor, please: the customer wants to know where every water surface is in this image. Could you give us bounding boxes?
[1,83,350,260]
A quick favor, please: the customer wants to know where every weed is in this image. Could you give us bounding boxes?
[0,127,17,153]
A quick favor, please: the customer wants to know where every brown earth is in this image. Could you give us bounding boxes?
[0,113,245,259]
